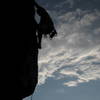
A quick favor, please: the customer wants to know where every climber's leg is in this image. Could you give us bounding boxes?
[38,32,42,49]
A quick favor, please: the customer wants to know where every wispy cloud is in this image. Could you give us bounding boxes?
[38,45,100,87]
[59,47,100,86]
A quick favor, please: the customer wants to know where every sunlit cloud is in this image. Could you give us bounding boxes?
[64,81,78,87]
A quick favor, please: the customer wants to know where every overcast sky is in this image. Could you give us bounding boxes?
[24,0,100,100]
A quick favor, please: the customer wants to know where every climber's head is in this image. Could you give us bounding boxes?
[37,7,46,16]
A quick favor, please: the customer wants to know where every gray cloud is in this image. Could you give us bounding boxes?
[55,0,74,8]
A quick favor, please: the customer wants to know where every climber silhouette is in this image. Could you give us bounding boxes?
[34,1,57,49]
[20,1,57,99]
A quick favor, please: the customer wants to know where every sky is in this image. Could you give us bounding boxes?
[24,0,100,100]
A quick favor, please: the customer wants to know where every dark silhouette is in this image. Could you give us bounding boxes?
[2,0,57,100]
[35,1,57,49]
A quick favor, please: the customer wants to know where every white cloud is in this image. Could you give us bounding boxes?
[60,70,79,77]
[64,81,78,87]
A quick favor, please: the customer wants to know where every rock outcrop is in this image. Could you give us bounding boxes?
[2,0,38,100]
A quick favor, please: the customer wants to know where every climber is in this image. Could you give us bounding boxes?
[34,1,57,49]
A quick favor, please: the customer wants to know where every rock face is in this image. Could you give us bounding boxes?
[2,0,38,100]
[13,0,38,99]
[2,0,57,99]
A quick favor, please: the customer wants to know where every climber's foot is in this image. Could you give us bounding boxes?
[38,44,41,49]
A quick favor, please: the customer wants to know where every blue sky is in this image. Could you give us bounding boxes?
[24,0,100,100]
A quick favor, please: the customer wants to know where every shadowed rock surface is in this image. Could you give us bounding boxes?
[2,0,37,100]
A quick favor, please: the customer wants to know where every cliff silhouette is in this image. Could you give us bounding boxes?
[2,0,57,100]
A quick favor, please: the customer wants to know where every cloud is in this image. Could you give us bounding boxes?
[55,0,74,8]
[38,46,100,86]
[94,28,100,35]
[64,81,78,87]
[59,47,100,87]
[38,8,100,87]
